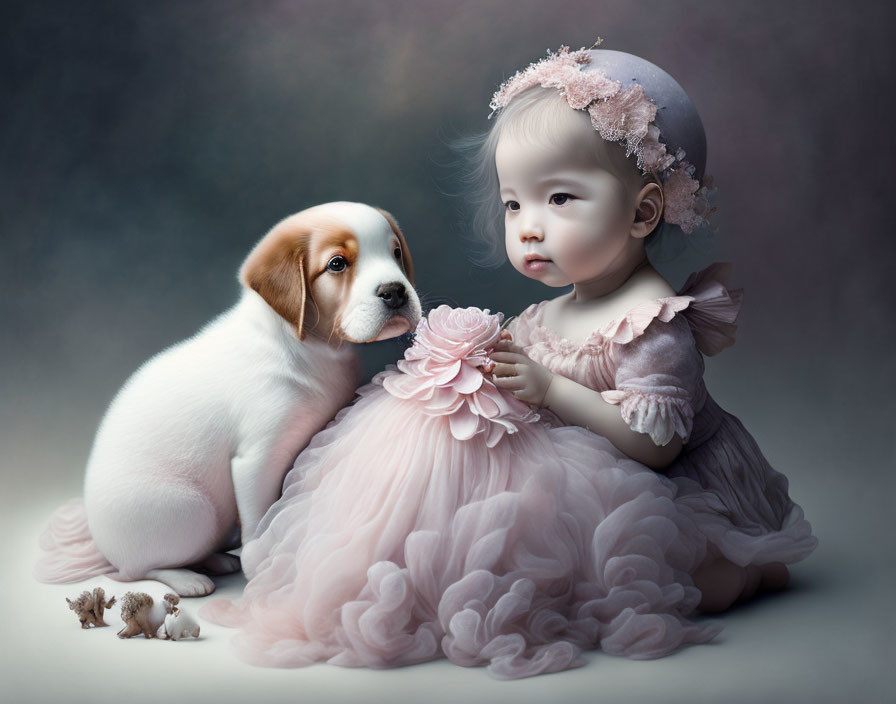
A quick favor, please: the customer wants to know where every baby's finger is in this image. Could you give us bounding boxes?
[489,351,526,364]
[492,340,526,354]
[491,362,517,378]
[493,375,526,391]
[499,330,513,341]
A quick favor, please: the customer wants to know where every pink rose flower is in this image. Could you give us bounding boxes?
[382,306,539,447]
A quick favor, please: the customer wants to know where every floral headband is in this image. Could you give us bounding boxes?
[489,45,715,234]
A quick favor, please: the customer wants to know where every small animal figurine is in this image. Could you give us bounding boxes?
[66,586,116,628]
[117,591,160,639]
[90,586,116,626]
[156,593,201,640]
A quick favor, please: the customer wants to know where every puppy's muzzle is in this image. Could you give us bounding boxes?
[377,282,408,310]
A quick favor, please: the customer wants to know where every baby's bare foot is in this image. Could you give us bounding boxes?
[694,557,746,613]
[759,562,789,593]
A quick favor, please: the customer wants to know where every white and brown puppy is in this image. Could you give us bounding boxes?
[40,202,420,597]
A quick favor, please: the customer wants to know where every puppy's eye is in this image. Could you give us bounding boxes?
[393,247,402,261]
[326,255,347,273]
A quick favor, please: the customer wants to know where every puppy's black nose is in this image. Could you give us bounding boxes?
[377,282,408,310]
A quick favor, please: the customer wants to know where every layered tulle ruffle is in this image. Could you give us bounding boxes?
[201,265,817,677]
[201,308,721,677]
[668,398,818,567]
[510,263,816,570]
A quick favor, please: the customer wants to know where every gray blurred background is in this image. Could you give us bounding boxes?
[2,1,894,702]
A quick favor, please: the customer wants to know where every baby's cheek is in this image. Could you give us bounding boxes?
[561,239,591,261]
[557,239,600,274]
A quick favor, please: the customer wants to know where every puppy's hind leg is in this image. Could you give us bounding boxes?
[145,569,216,598]
[91,482,224,598]
[190,552,241,576]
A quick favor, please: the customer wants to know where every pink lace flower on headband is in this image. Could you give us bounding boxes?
[382,306,539,447]
[490,46,715,233]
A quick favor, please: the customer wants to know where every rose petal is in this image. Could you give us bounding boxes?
[452,362,485,395]
[382,373,435,401]
[448,404,482,441]
[424,387,465,415]
[469,390,501,419]
[432,360,463,386]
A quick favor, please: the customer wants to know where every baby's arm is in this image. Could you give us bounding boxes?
[542,372,682,468]
[490,338,682,469]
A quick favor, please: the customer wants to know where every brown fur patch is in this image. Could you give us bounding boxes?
[301,220,358,339]
[239,225,309,337]
[240,212,360,340]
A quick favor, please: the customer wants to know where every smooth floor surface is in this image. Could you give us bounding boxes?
[4,494,892,704]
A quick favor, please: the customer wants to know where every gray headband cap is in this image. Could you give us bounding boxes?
[584,49,707,181]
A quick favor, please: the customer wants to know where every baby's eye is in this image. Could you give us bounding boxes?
[504,201,520,212]
[549,193,573,206]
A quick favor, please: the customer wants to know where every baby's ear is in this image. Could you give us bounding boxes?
[631,182,664,239]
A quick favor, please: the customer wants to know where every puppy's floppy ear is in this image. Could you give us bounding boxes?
[376,208,414,286]
[239,227,310,340]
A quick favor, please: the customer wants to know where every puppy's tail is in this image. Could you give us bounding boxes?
[34,498,116,583]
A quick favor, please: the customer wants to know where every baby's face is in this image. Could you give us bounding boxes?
[496,129,636,288]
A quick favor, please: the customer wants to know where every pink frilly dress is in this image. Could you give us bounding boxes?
[200,263,816,679]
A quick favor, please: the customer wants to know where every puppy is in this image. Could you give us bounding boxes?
[36,202,421,596]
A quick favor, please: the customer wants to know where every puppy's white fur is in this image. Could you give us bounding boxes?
[81,202,420,597]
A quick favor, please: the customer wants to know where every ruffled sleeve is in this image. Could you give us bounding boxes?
[600,316,703,446]
[678,262,743,357]
[599,263,741,446]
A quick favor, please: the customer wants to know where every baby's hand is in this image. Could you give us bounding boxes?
[490,339,553,406]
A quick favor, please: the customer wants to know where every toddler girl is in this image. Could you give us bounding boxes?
[484,46,816,611]
[201,45,816,679]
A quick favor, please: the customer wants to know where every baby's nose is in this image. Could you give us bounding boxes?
[519,226,544,242]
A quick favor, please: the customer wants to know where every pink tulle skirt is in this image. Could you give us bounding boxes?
[201,372,720,679]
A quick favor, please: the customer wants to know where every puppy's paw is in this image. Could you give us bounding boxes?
[192,552,241,576]
[146,569,216,597]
